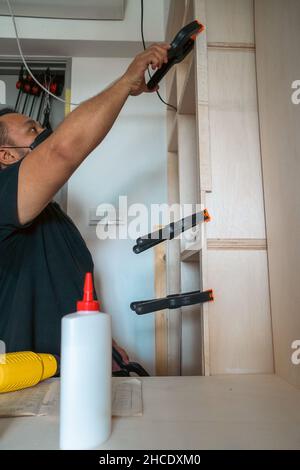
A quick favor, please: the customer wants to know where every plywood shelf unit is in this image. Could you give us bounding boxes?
[157,0,295,387]
[163,0,205,377]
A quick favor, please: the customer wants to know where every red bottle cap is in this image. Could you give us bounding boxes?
[77,273,100,312]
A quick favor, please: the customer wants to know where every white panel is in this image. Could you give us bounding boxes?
[194,0,212,192]
[255,0,300,389]
[206,49,266,239]
[207,250,274,375]
[205,0,254,44]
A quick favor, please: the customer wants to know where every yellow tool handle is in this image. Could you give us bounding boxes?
[0,351,57,393]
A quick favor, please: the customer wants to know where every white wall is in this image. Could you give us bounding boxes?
[69,58,167,374]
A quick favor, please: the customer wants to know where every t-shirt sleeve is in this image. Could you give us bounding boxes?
[0,161,30,236]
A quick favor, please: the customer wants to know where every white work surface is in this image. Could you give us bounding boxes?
[0,375,300,450]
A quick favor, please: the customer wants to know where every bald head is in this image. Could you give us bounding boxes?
[0,108,15,147]
[0,111,44,168]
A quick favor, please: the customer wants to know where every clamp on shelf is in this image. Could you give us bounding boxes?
[131,289,214,315]
[133,209,211,254]
[147,20,205,90]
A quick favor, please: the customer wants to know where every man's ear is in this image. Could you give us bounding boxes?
[0,148,20,167]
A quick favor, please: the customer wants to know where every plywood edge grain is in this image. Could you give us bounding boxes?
[154,240,168,376]
[208,42,256,52]
[207,238,267,250]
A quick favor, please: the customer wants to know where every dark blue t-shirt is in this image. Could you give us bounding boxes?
[0,160,94,355]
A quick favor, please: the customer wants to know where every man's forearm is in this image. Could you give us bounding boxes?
[53,75,131,169]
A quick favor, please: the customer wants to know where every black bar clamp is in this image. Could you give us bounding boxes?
[133,209,210,254]
[131,289,214,315]
[147,20,205,90]
[112,347,150,377]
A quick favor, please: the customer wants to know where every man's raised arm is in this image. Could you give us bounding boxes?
[17,43,169,225]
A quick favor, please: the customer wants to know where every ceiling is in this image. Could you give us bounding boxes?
[0,0,126,20]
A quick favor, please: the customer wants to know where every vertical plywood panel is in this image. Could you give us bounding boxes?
[206,50,266,239]
[207,250,274,374]
[201,0,273,374]
[166,152,182,376]
[194,0,212,192]
[205,0,254,45]
[155,242,168,376]
[255,0,300,388]
[199,190,211,376]
[178,114,202,375]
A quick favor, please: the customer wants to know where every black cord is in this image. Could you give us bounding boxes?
[141,0,177,112]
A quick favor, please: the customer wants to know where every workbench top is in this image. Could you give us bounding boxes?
[0,374,300,450]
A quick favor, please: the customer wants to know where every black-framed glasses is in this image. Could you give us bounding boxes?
[0,128,53,151]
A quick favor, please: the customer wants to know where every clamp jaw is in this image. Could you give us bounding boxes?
[133,209,210,254]
[112,348,150,376]
[147,20,205,90]
[131,289,214,315]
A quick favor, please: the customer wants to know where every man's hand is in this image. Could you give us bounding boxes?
[121,43,171,96]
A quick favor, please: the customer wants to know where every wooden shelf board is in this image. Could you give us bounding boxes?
[181,238,268,262]
[181,250,200,262]
[181,240,202,262]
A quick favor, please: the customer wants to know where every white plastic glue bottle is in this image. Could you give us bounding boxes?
[60,272,112,450]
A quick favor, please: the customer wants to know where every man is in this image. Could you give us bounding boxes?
[0,43,169,369]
